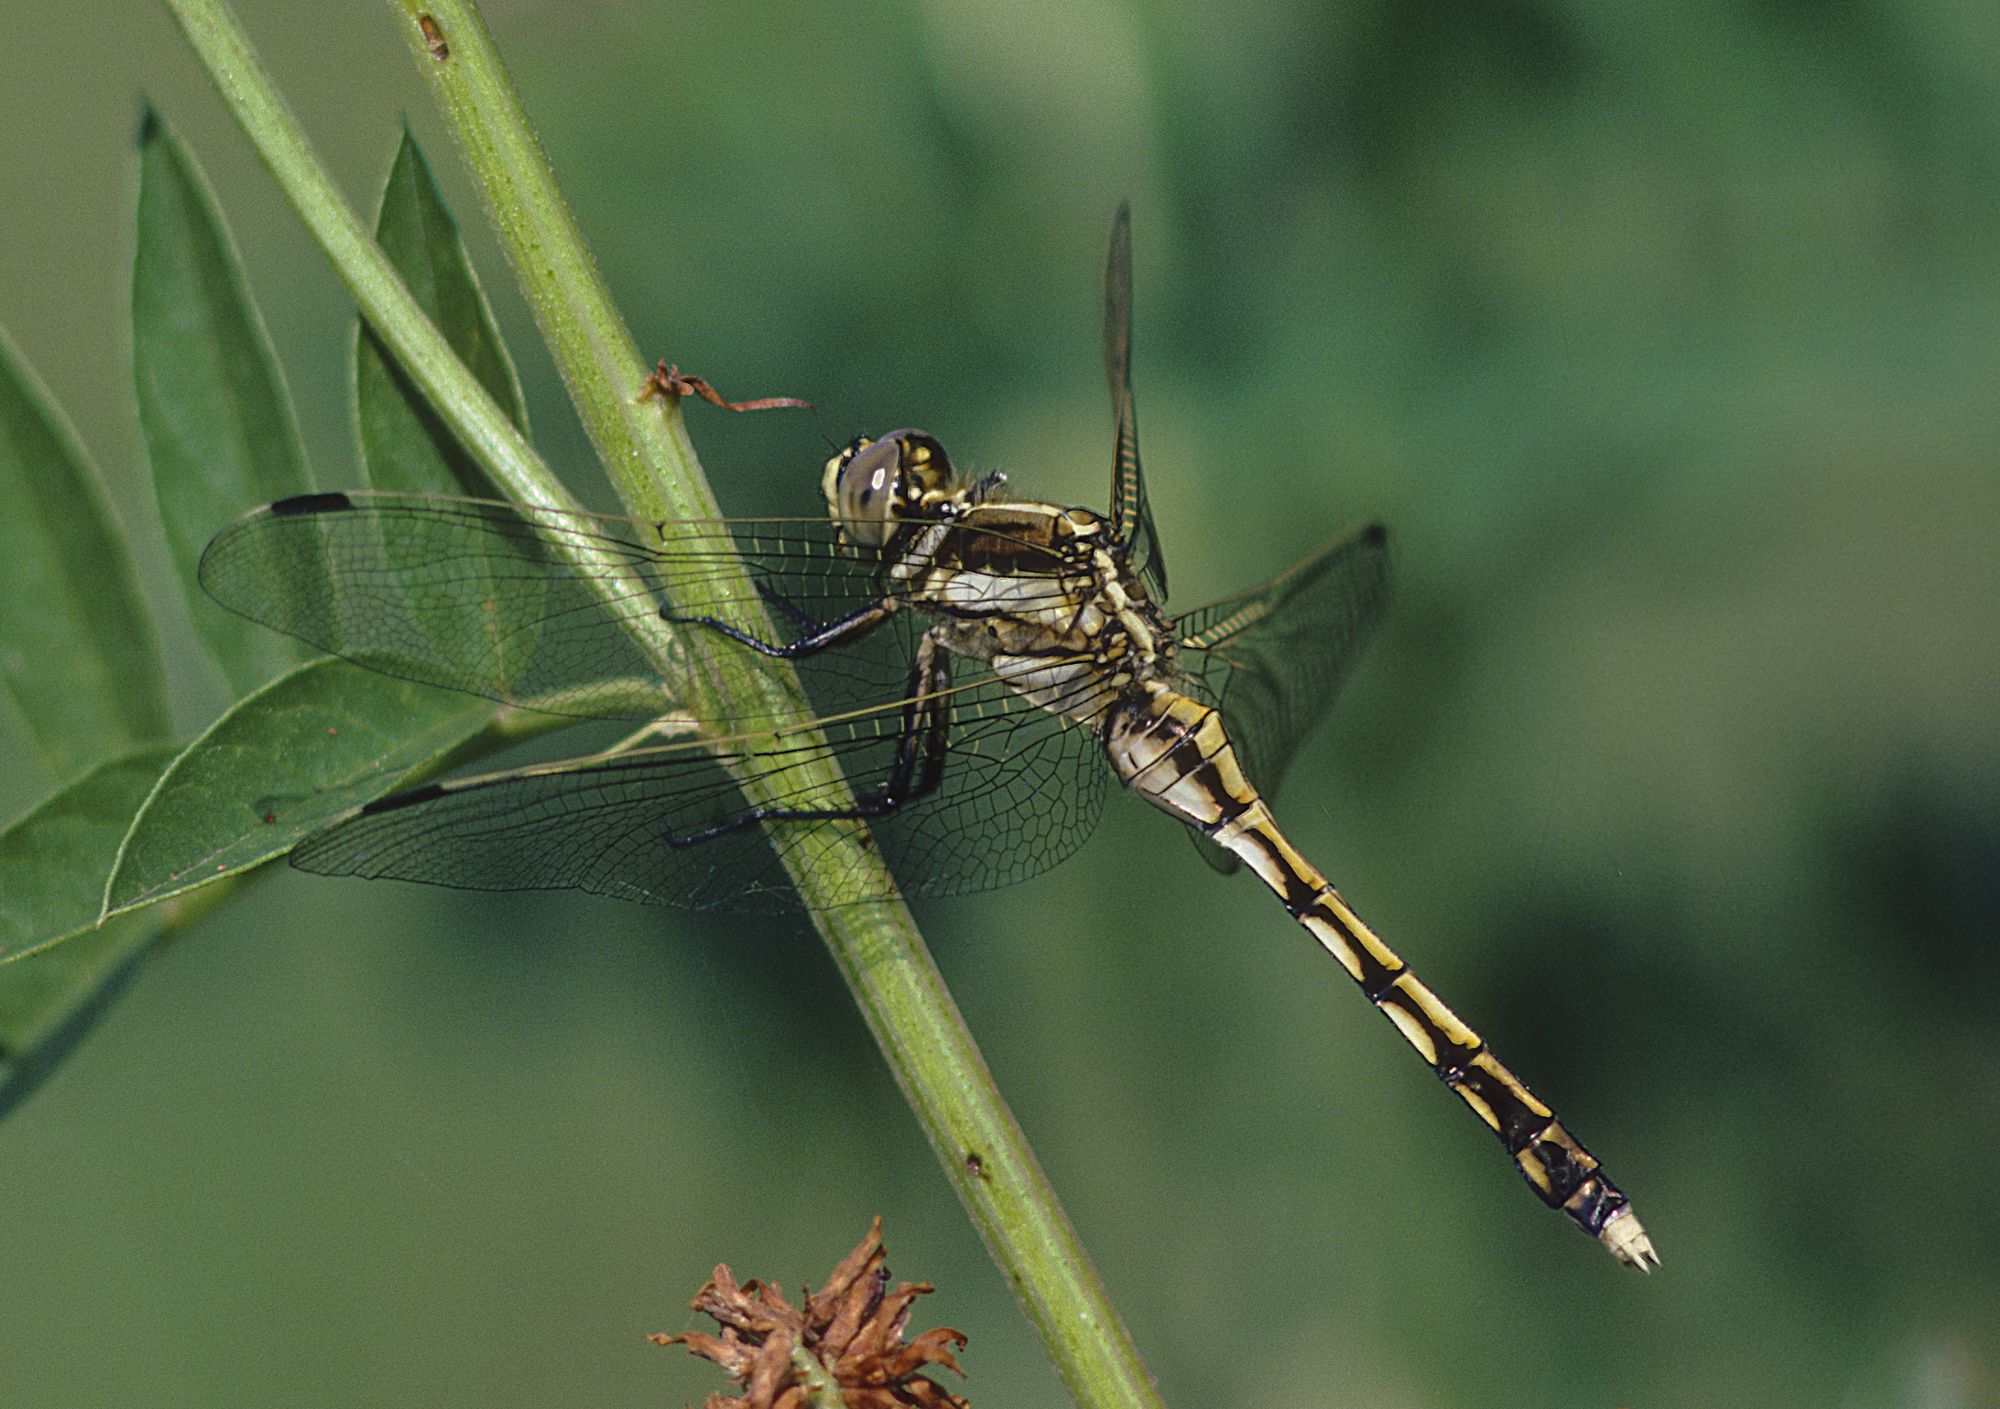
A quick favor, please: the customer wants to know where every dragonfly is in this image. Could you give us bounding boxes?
[199,205,1656,1269]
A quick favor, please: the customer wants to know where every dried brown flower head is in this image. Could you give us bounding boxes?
[651,1217,969,1409]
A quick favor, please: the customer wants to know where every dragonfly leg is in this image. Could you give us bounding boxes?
[661,633,953,848]
[661,596,897,659]
[868,628,954,805]
[754,581,827,634]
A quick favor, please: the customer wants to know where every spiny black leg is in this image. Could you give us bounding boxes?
[874,631,952,809]
[683,574,822,634]
[661,633,953,848]
[755,580,824,634]
[661,596,897,659]
[910,645,953,798]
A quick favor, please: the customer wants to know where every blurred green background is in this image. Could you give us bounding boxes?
[5,0,1999,1405]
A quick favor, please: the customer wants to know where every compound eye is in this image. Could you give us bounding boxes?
[826,436,903,546]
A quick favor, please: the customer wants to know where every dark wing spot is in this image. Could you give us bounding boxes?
[270,491,357,516]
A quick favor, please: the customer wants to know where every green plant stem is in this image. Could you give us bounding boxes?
[165,1,1165,1403]
[386,12,1166,1401]
[161,1,563,515]
[790,1345,847,1409]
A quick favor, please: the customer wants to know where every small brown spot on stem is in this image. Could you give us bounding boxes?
[417,13,449,59]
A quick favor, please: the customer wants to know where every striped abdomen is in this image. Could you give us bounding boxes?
[1104,683,1657,1268]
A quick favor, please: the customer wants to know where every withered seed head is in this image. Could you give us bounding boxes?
[652,1217,969,1409]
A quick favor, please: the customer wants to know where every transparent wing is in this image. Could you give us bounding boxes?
[197,490,1088,724]
[1104,202,1168,603]
[1172,523,1390,871]
[292,655,1108,912]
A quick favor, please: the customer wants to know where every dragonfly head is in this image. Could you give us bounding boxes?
[822,429,963,548]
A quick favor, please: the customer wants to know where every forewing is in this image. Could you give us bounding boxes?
[1104,203,1168,603]
[199,491,1092,728]
[1173,523,1390,869]
[200,491,706,717]
[292,658,1108,911]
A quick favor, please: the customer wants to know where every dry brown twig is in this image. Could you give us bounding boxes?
[652,1217,970,1409]
[640,361,814,414]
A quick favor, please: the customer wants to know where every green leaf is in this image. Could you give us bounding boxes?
[356,127,529,495]
[132,107,313,695]
[101,657,496,918]
[0,746,179,1119]
[0,745,181,966]
[0,330,172,778]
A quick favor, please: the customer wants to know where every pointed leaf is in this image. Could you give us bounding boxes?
[0,330,171,777]
[356,128,528,495]
[0,745,181,965]
[0,747,181,1119]
[133,108,313,694]
[102,657,496,917]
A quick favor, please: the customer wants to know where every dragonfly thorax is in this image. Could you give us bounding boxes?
[893,495,1178,731]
